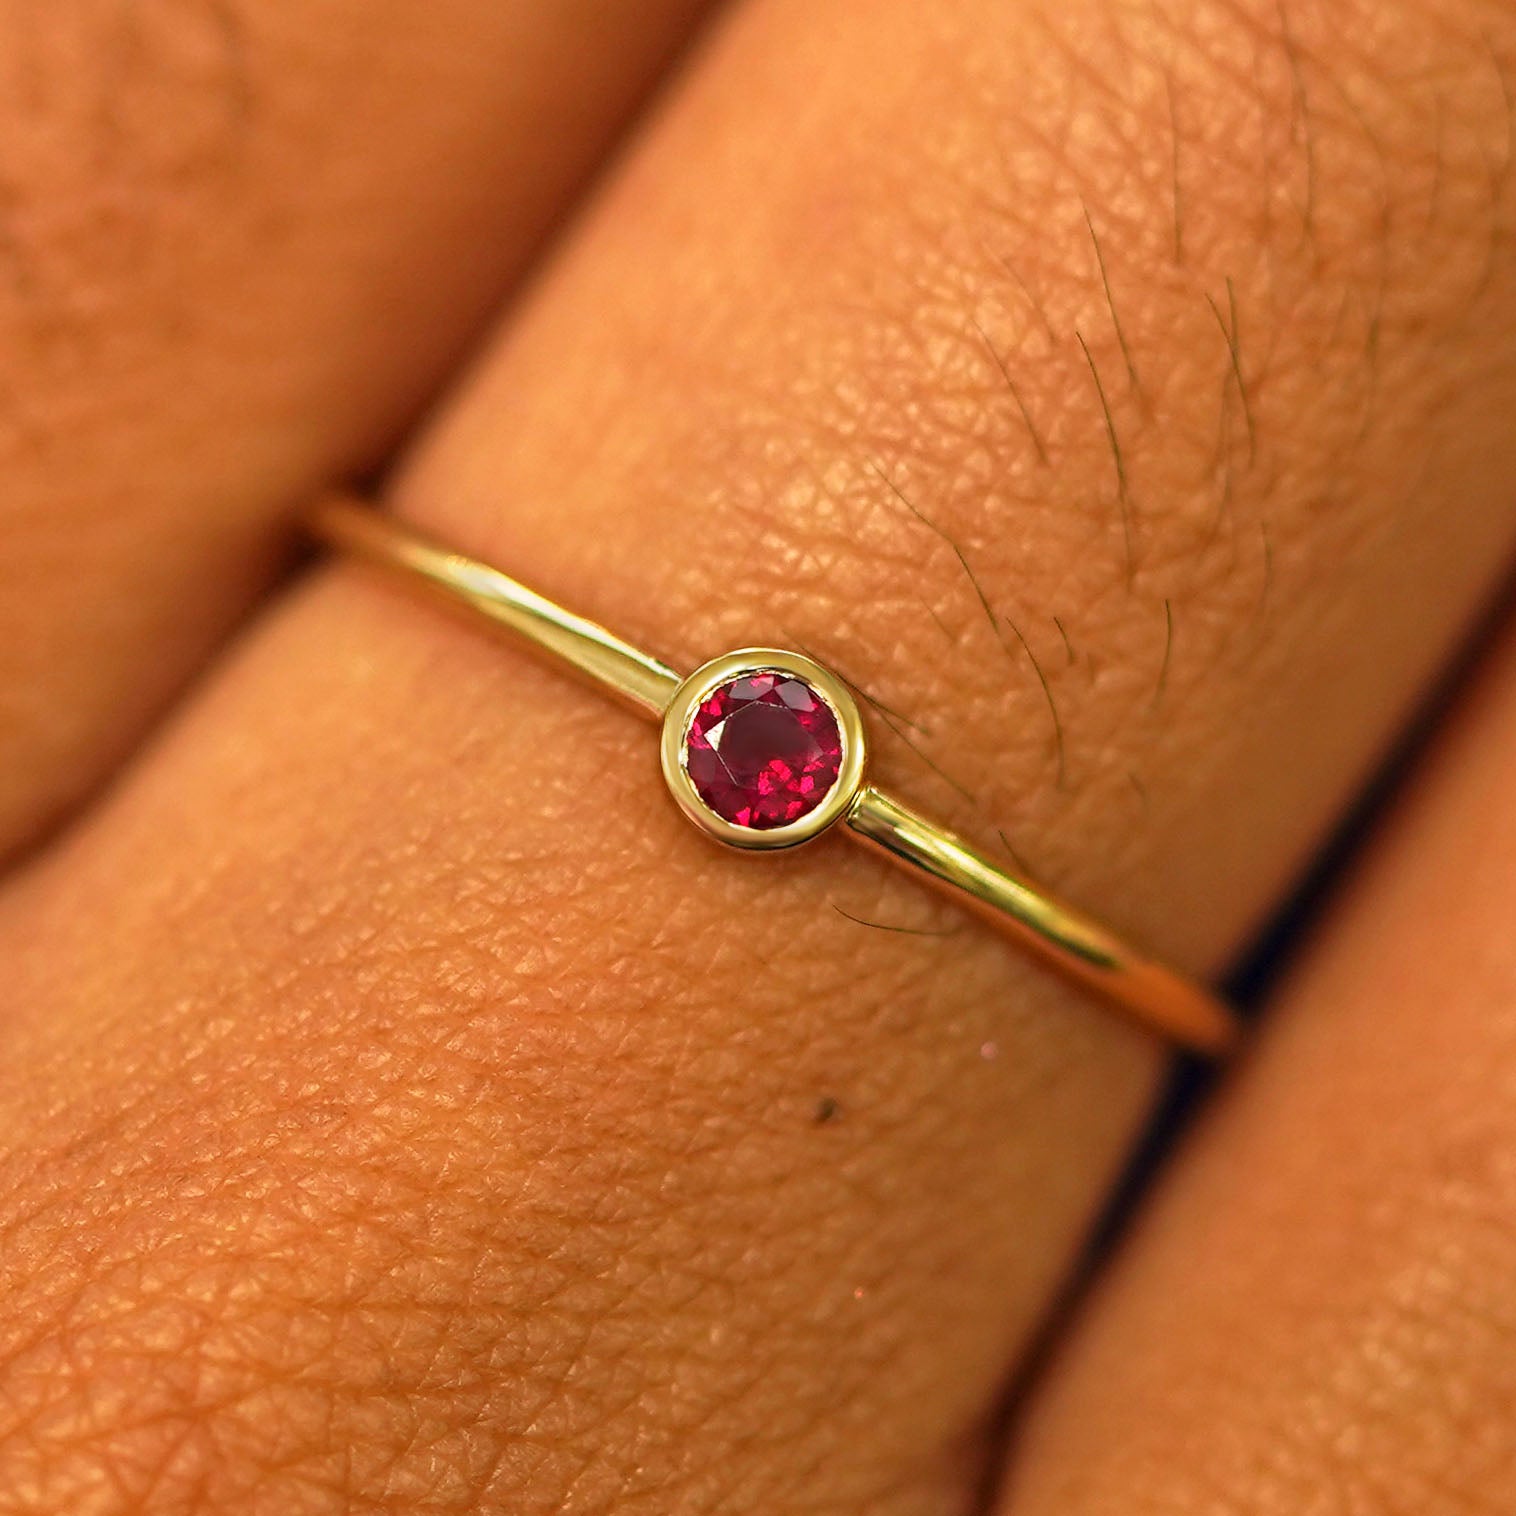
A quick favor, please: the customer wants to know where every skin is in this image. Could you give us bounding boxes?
[0,0,712,860]
[0,0,1513,1511]
[1001,620,1516,1515]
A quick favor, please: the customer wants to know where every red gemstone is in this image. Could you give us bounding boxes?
[684,671,844,829]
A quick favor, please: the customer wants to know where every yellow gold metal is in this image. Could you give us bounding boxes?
[310,493,1240,1056]
[845,787,1236,1053]
[313,494,678,719]
[660,648,868,851]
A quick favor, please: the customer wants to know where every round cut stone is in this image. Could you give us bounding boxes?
[684,671,844,829]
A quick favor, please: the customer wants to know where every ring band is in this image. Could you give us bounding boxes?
[310,494,1240,1056]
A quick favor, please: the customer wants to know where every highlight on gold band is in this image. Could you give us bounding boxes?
[310,494,1240,1056]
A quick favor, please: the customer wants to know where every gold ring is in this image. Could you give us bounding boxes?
[310,494,1240,1056]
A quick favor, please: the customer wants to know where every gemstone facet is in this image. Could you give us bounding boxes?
[683,671,844,829]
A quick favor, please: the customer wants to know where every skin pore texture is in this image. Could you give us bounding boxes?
[0,0,1514,1512]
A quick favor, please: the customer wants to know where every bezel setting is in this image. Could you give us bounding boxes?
[658,647,868,851]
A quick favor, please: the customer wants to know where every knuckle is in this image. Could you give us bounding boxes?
[648,0,1516,828]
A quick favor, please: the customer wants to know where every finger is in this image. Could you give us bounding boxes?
[995,612,1516,1515]
[0,0,710,858]
[2,0,1516,1510]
